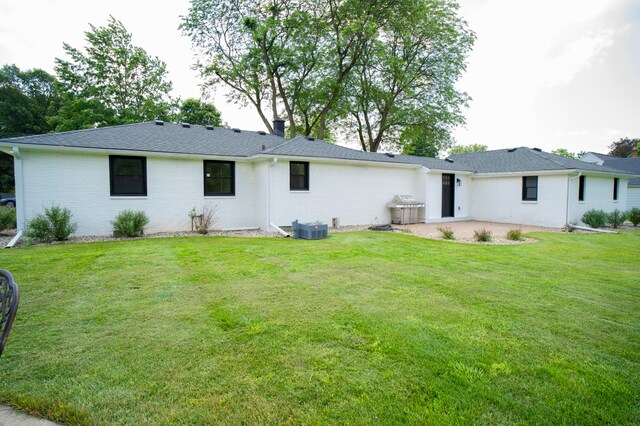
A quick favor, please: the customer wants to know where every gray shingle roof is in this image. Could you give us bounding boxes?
[264,136,474,171]
[601,158,640,185]
[585,152,618,161]
[0,121,288,157]
[449,147,637,175]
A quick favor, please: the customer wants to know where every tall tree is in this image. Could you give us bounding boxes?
[50,16,174,131]
[608,137,639,158]
[0,65,61,138]
[181,0,470,149]
[449,143,487,155]
[341,0,473,153]
[177,99,224,126]
[551,148,576,159]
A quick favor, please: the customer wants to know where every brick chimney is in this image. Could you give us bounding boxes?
[273,119,285,137]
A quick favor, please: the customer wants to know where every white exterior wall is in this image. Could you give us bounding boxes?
[424,173,470,220]
[19,149,260,236]
[628,186,640,209]
[568,175,628,224]
[268,159,422,227]
[469,174,569,227]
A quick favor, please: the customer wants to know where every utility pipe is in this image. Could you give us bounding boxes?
[270,222,290,237]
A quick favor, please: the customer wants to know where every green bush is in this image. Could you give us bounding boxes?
[474,228,492,242]
[26,206,77,242]
[628,208,640,226]
[608,209,626,229]
[0,208,17,231]
[437,226,455,240]
[581,209,608,228]
[112,210,149,238]
[506,228,524,241]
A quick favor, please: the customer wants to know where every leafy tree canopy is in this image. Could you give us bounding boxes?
[551,148,576,159]
[50,16,174,131]
[177,98,223,126]
[0,64,61,138]
[608,137,639,158]
[181,0,473,155]
[449,143,487,155]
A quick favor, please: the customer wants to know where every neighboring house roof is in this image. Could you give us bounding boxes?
[265,135,474,171]
[449,147,636,175]
[583,152,619,162]
[601,158,640,185]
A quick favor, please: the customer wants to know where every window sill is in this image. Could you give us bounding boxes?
[111,196,147,200]
[290,190,310,193]
[578,201,585,204]
[204,195,236,199]
[521,200,537,204]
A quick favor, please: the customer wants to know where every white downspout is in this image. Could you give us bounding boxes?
[6,147,24,248]
[267,158,278,232]
[566,172,581,226]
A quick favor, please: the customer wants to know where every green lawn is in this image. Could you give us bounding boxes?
[1,231,639,425]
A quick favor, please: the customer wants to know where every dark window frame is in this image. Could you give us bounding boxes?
[613,178,619,201]
[522,176,538,201]
[203,160,236,196]
[578,175,585,201]
[290,161,310,191]
[109,155,147,196]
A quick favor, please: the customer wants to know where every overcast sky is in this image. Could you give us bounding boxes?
[1,0,639,154]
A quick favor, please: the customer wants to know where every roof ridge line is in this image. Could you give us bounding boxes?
[262,135,304,153]
[526,147,572,169]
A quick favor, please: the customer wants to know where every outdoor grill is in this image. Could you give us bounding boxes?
[386,195,425,225]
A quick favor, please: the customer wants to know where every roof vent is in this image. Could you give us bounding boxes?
[182,123,191,128]
[206,125,214,130]
[155,120,164,126]
[533,147,541,152]
[306,136,315,141]
[257,131,266,135]
[233,128,241,133]
[445,158,454,163]
[385,153,395,158]
[507,148,516,152]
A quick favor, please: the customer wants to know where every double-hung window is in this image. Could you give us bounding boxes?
[290,161,309,191]
[613,178,619,201]
[522,176,538,201]
[109,155,147,196]
[204,160,235,196]
[578,175,585,201]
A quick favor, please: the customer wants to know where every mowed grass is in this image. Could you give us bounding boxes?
[0,231,639,425]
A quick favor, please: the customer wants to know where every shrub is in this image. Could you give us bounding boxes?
[474,228,492,242]
[581,209,608,228]
[0,208,17,231]
[112,210,149,238]
[608,209,626,229]
[437,226,455,240]
[628,208,640,226]
[190,203,219,234]
[506,228,524,241]
[25,206,77,242]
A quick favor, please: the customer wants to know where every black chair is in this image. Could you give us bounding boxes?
[0,269,19,357]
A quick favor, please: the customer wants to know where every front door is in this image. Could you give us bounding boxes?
[442,174,455,218]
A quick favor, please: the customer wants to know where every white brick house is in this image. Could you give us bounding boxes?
[0,121,635,241]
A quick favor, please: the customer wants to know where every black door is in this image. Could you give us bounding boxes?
[442,174,455,218]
